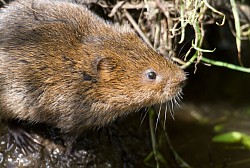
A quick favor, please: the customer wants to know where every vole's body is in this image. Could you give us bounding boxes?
[0,0,185,137]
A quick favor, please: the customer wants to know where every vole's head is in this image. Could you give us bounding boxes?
[84,32,186,119]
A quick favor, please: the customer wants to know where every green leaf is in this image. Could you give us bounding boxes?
[212,131,243,143]
[242,136,250,149]
[213,124,224,133]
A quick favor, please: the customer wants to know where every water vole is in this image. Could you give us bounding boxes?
[0,0,186,152]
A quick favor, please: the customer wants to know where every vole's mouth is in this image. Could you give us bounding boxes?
[162,79,186,103]
[177,79,187,88]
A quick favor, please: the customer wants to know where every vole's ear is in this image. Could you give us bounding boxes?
[95,57,117,72]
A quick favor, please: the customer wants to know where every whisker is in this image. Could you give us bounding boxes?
[136,107,142,113]
[169,99,175,121]
[176,95,181,102]
[173,97,181,108]
[155,102,162,132]
[163,103,168,129]
[140,107,149,125]
[178,92,184,99]
[177,37,194,59]
[185,71,190,76]
[158,103,162,117]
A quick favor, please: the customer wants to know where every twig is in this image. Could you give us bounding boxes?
[98,1,156,10]
[230,0,243,66]
[0,0,6,5]
[203,0,225,26]
[124,9,153,48]
[108,1,125,17]
[201,57,250,73]
[171,57,186,65]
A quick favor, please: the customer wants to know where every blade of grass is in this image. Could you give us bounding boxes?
[230,0,243,66]
[149,108,169,168]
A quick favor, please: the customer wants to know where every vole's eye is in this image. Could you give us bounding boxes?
[147,71,157,80]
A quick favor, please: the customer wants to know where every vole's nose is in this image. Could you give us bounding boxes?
[176,70,187,88]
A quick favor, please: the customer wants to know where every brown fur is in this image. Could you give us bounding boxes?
[0,0,186,135]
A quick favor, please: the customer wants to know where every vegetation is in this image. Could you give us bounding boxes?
[90,0,250,167]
